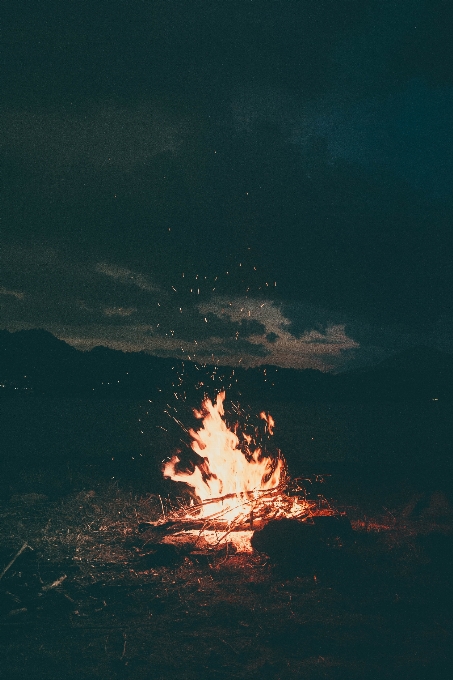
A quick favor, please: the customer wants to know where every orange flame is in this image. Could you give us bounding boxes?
[163,392,285,521]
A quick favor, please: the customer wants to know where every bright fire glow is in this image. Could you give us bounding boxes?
[163,392,288,522]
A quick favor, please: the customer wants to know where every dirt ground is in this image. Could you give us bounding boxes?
[1,472,452,680]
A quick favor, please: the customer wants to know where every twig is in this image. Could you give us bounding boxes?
[120,633,127,660]
[193,519,212,547]
[42,575,67,591]
[158,495,166,520]
[213,519,244,548]
[0,542,31,581]
[220,638,239,655]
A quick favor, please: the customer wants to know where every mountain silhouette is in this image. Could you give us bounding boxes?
[1,329,452,402]
[369,346,453,375]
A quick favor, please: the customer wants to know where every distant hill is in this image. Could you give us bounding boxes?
[367,346,453,375]
[1,329,452,402]
[338,346,453,402]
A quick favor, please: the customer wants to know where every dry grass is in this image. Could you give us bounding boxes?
[1,482,452,680]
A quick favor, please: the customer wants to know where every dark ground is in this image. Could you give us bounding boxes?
[0,398,452,679]
[1,464,452,680]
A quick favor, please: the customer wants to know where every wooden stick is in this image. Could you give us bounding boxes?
[0,542,30,580]
[42,574,67,591]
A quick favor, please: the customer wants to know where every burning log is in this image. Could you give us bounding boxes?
[143,487,322,554]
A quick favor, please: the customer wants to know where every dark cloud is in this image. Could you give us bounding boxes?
[266,332,279,344]
[0,245,272,362]
[328,0,425,97]
[0,106,183,170]
[1,1,452,370]
[344,315,453,360]
[2,0,367,107]
[0,247,155,328]
[208,338,271,359]
[387,0,453,87]
[279,303,339,338]
[148,312,266,344]
[323,81,453,202]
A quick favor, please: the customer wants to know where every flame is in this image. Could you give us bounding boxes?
[163,392,285,521]
[159,392,320,552]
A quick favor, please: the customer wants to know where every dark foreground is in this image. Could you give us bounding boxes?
[1,468,452,680]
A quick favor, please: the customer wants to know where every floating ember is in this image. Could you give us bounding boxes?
[155,392,329,552]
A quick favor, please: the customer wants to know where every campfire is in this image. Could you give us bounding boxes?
[150,392,336,553]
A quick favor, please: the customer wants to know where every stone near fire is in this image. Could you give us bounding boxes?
[251,515,353,569]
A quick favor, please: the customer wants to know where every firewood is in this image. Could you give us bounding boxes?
[0,542,31,581]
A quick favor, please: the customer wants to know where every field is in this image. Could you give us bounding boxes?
[1,398,452,679]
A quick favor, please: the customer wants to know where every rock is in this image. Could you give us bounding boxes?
[251,515,353,571]
[251,518,327,570]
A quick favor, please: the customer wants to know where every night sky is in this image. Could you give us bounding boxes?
[1,1,452,371]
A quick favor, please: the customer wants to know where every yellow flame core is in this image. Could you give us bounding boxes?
[162,392,284,520]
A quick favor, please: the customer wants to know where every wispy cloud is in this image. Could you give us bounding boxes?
[95,263,159,293]
[199,298,359,370]
[103,307,136,317]
[0,287,24,299]
[0,104,185,170]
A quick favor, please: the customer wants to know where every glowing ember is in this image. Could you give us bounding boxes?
[162,392,313,537]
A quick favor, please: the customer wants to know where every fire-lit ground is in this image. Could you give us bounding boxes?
[1,471,452,680]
